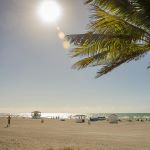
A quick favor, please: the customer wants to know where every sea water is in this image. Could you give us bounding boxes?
[0,112,150,119]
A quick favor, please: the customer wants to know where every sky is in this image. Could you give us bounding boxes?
[0,0,150,113]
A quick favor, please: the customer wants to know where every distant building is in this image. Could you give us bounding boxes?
[74,115,86,123]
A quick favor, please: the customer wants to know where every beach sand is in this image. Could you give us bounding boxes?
[0,118,150,150]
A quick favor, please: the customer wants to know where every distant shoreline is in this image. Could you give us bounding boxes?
[0,112,150,119]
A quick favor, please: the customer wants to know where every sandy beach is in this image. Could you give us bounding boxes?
[0,118,150,150]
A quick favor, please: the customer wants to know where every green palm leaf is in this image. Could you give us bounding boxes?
[67,0,150,77]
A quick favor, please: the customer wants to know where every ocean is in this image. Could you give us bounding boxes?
[0,112,150,119]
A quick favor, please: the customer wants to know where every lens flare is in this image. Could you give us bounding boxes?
[56,26,60,31]
[58,32,65,40]
[63,40,70,49]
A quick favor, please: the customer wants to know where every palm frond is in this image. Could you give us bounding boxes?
[72,51,108,69]
[96,45,150,77]
[67,0,150,77]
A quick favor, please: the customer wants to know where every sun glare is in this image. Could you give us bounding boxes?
[38,0,61,23]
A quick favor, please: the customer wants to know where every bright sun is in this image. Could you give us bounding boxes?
[38,0,61,23]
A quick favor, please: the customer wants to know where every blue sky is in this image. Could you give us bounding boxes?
[0,0,150,113]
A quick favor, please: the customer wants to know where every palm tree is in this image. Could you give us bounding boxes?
[67,0,150,77]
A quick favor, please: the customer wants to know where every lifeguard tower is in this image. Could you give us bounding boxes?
[31,111,41,119]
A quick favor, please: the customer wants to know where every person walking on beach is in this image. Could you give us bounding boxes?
[88,119,91,125]
[7,115,11,127]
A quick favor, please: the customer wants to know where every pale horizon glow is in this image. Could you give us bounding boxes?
[37,0,61,23]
